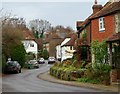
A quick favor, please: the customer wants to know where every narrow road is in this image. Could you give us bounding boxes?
[2,63,109,92]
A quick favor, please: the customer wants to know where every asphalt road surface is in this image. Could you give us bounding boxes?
[2,62,111,93]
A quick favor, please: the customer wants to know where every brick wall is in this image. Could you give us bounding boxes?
[91,15,116,42]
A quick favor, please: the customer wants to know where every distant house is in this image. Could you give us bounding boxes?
[61,38,71,61]
[43,32,64,57]
[56,34,77,61]
[22,30,38,59]
[43,38,50,52]
[35,39,43,52]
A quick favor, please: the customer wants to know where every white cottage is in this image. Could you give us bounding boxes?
[22,40,38,54]
[61,38,71,61]
[60,34,77,62]
[22,30,38,59]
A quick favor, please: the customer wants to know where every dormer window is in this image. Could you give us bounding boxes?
[99,17,105,31]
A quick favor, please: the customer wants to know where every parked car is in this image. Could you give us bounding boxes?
[48,57,56,64]
[5,61,21,73]
[27,60,39,69]
[38,58,45,64]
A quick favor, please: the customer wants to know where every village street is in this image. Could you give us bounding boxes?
[1,1,120,93]
[2,62,107,93]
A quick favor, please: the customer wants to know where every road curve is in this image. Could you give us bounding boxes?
[2,63,105,92]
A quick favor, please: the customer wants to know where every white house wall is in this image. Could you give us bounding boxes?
[22,40,38,54]
[61,46,74,61]
[60,38,74,62]
[56,45,61,60]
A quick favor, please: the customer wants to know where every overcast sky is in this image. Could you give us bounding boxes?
[2,1,106,30]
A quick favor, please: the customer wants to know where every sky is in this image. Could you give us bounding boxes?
[2,0,106,30]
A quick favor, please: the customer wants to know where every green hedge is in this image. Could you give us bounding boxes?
[50,65,86,81]
[50,61,111,85]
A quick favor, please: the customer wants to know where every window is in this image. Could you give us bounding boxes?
[70,46,73,50]
[99,17,105,31]
[30,43,34,47]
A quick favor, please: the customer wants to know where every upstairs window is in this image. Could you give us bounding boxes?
[70,46,73,50]
[99,17,105,31]
[30,43,34,47]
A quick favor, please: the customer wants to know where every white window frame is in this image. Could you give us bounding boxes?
[99,17,105,31]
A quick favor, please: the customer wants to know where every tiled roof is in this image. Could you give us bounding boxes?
[65,33,73,38]
[35,39,43,47]
[90,1,120,19]
[23,30,35,40]
[51,33,61,39]
[63,33,77,46]
[77,14,94,32]
[107,32,120,42]
[43,38,50,44]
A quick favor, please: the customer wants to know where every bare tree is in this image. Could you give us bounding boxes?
[29,19,51,38]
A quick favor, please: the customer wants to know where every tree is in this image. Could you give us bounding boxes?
[29,19,51,38]
[42,49,49,59]
[2,15,27,70]
[11,43,26,68]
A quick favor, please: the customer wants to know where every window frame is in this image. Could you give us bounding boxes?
[99,17,105,31]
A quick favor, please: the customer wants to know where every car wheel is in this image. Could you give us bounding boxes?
[16,70,19,74]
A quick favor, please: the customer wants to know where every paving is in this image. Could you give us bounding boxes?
[38,71,119,92]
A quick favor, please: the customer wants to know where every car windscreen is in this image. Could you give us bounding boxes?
[6,61,16,66]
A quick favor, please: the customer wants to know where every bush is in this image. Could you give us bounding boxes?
[11,43,26,68]
[93,63,111,74]
[50,64,86,81]
[72,60,80,68]
[91,40,108,64]
[42,49,49,59]
[77,77,101,84]
[26,52,36,61]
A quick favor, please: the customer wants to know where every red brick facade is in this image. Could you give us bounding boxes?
[91,15,116,42]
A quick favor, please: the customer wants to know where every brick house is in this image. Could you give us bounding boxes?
[76,0,120,83]
[90,1,120,42]
[76,0,102,63]
[90,1,120,83]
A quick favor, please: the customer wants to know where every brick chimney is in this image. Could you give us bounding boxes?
[92,0,103,14]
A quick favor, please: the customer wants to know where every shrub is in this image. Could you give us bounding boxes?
[42,49,49,59]
[93,63,111,74]
[77,77,101,84]
[72,60,80,68]
[11,43,26,68]
[80,60,87,68]
[91,40,108,64]
[50,65,86,81]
